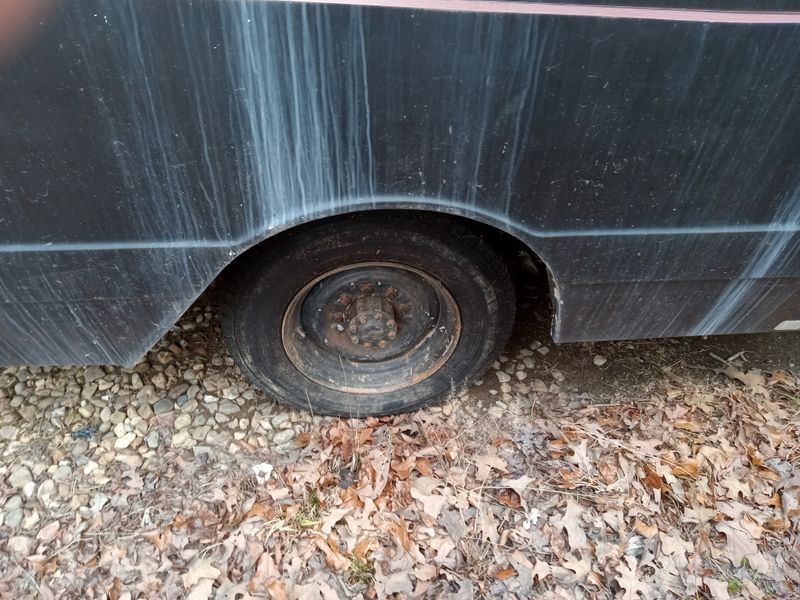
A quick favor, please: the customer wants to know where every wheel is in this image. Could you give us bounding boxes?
[222,213,515,416]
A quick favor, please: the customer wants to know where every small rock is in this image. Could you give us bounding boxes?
[172,430,195,449]
[114,432,136,450]
[168,384,190,400]
[153,399,174,414]
[174,413,192,430]
[0,425,18,441]
[7,536,33,555]
[151,372,167,389]
[272,430,294,446]
[83,366,105,383]
[203,394,219,404]
[271,413,290,428]
[222,387,240,400]
[496,371,511,384]
[8,466,33,490]
[191,426,210,441]
[145,431,160,449]
[37,479,56,507]
[218,400,240,415]
[593,354,608,367]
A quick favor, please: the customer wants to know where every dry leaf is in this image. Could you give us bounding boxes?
[497,488,521,509]
[553,499,587,549]
[616,555,651,599]
[182,559,221,589]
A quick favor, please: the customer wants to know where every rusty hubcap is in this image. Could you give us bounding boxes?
[281,262,461,394]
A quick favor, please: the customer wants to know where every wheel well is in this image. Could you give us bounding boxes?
[215,209,553,317]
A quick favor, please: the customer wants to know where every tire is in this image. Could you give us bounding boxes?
[222,213,515,416]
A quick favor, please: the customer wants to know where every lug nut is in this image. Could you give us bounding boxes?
[363,342,372,349]
[386,320,396,329]
[374,312,383,321]
[358,314,368,324]
[386,287,398,300]
[378,340,388,348]
[349,335,360,344]
[337,294,352,305]
[360,283,374,295]
[348,324,357,334]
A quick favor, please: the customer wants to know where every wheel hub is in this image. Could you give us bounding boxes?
[346,293,398,348]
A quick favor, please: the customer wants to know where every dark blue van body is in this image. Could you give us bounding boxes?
[1,0,799,366]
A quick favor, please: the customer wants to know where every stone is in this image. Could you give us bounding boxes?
[145,431,160,449]
[222,387,239,400]
[168,384,189,399]
[0,425,19,440]
[114,432,136,450]
[172,431,195,449]
[593,354,608,367]
[271,414,290,428]
[272,430,294,446]
[174,413,192,430]
[153,399,174,414]
[83,366,105,383]
[496,371,511,383]
[191,426,210,441]
[8,466,32,489]
[218,400,240,415]
[7,536,33,555]
[37,479,56,506]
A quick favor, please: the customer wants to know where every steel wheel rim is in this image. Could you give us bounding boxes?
[281,261,461,394]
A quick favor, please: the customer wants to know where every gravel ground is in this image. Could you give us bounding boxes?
[1,284,798,598]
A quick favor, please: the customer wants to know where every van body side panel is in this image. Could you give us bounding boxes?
[0,0,798,365]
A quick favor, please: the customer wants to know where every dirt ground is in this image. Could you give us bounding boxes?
[0,275,798,599]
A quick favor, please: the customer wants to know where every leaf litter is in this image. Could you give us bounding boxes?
[0,307,798,599]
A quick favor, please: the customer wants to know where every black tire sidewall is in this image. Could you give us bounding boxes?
[226,216,511,416]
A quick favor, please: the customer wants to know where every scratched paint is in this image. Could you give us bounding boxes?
[0,0,798,366]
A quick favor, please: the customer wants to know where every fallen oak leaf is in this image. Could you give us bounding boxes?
[497,488,521,509]
[615,555,651,600]
[186,579,215,600]
[496,475,537,497]
[36,521,60,545]
[671,458,701,478]
[493,567,515,580]
[182,558,221,589]
[551,552,591,586]
[715,521,771,575]
[313,536,350,572]
[553,499,587,550]
[642,464,666,493]
[722,367,768,397]
[673,420,703,433]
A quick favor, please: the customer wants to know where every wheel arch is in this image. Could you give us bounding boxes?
[216,204,562,338]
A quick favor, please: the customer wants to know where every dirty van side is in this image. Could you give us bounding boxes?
[1,0,799,414]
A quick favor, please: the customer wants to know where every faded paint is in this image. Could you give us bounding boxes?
[0,0,799,366]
